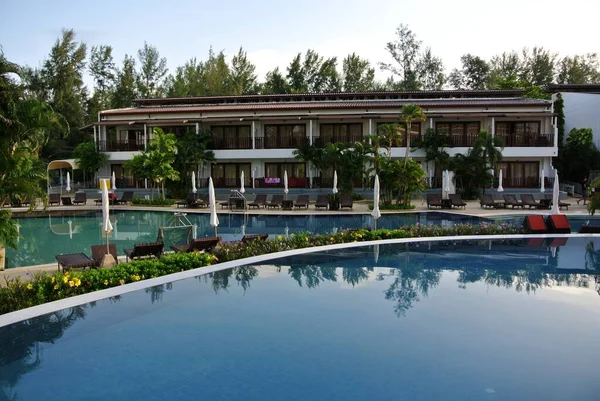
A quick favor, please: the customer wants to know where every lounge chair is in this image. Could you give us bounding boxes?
[314,194,329,210]
[0,197,8,207]
[294,194,310,209]
[546,215,571,234]
[196,194,209,208]
[73,192,87,205]
[426,193,443,209]
[49,193,61,206]
[241,234,268,243]
[115,191,134,205]
[479,194,497,209]
[340,194,353,210]
[176,193,198,208]
[91,244,119,267]
[61,196,73,206]
[266,195,283,209]
[503,194,524,209]
[124,241,164,262]
[523,215,548,234]
[55,253,96,272]
[248,194,267,209]
[521,194,543,209]
[171,236,221,253]
[449,194,466,209]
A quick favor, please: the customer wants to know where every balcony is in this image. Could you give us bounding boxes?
[97,140,144,152]
[255,136,307,149]
[393,133,422,147]
[211,137,252,150]
[314,135,363,147]
[495,133,554,147]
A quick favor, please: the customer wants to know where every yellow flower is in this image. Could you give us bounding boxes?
[104,280,108,286]
[62,276,68,284]
[68,280,74,287]
[119,279,125,285]
[53,284,59,290]
[51,276,55,283]
[26,283,33,290]
[64,272,70,279]
[74,278,81,287]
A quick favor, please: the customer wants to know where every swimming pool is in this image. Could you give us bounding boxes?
[7,211,487,268]
[1,237,599,400]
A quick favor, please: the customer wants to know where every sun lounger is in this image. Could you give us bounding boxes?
[61,196,73,206]
[0,197,8,207]
[115,191,134,205]
[248,194,267,209]
[294,194,310,209]
[479,194,497,209]
[546,215,571,233]
[49,193,61,206]
[171,236,221,253]
[241,234,268,243]
[340,194,353,210]
[124,242,164,262]
[523,215,548,234]
[314,194,329,210]
[91,244,119,267]
[266,195,283,209]
[427,193,443,209]
[176,193,198,208]
[503,194,524,209]
[449,194,466,209]
[520,194,543,209]
[196,194,209,208]
[73,192,87,205]
[55,252,95,272]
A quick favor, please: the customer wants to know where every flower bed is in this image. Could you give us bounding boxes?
[131,198,175,206]
[0,222,523,315]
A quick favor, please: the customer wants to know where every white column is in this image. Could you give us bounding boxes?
[429,118,433,129]
[143,124,148,149]
[252,120,256,150]
[491,117,495,137]
[195,122,200,134]
[309,120,313,145]
[368,118,372,145]
[93,125,97,145]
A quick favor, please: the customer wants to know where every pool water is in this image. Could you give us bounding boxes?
[7,211,487,268]
[1,238,599,400]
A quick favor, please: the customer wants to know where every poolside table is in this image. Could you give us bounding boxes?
[55,253,95,272]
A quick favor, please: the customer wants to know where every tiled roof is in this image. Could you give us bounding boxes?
[102,98,550,116]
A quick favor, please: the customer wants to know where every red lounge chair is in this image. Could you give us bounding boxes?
[527,238,545,247]
[548,237,568,248]
[523,215,548,234]
[546,214,571,234]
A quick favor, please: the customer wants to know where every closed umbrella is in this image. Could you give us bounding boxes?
[428,168,433,188]
[66,172,71,193]
[240,171,245,194]
[371,174,381,229]
[332,171,338,194]
[551,170,560,215]
[191,171,197,194]
[540,169,545,193]
[444,170,450,194]
[283,170,289,198]
[209,177,219,236]
[101,179,116,267]
[112,171,117,192]
[374,244,380,264]
[497,169,504,192]
[68,220,73,240]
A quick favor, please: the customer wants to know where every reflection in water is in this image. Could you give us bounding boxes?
[2,239,600,399]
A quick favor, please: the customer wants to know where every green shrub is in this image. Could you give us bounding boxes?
[369,203,416,210]
[0,222,523,315]
[131,197,175,206]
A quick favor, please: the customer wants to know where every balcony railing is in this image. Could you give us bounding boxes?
[210,136,252,150]
[97,140,144,152]
[255,136,307,149]
[494,133,555,147]
[314,135,363,146]
[394,133,422,147]
[429,176,553,189]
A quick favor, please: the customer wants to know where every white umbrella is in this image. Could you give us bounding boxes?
[551,170,560,215]
[283,170,289,196]
[240,171,245,194]
[191,171,197,194]
[100,179,116,267]
[284,224,289,238]
[65,172,71,193]
[68,220,73,240]
[497,169,504,192]
[428,168,433,188]
[371,174,381,229]
[209,177,219,236]
[444,170,450,194]
[374,244,380,264]
[332,171,338,194]
[111,171,117,192]
[540,169,545,193]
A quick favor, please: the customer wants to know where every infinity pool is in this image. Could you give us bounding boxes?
[1,238,599,400]
[7,211,489,268]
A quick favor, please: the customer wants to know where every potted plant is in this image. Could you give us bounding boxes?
[0,210,19,270]
[329,194,340,210]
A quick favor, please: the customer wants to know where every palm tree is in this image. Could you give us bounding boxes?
[175,129,215,191]
[400,104,426,165]
[475,130,504,172]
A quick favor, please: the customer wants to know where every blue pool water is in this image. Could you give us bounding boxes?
[7,211,489,268]
[1,238,600,400]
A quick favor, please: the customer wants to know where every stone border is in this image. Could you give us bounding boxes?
[1,233,597,328]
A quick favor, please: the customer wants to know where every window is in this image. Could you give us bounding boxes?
[495,161,539,188]
[318,123,362,145]
[495,121,541,146]
[210,125,251,149]
[264,163,306,178]
[211,163,251,187]
[264,124,306,148]
[376,122,421,146]
[435,122,480,147]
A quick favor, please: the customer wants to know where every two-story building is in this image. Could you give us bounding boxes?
[91,90,558,191]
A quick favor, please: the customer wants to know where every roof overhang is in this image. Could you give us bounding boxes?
[48,159,79,171]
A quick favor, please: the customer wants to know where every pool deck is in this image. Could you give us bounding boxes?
[1,195,590,283]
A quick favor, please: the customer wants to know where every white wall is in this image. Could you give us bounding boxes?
[561,92,600,147]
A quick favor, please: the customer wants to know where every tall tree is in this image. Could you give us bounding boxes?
[165,58,204,97]
[229,47,258,95]
[315,57,341,92]
[342,53,375,92]
[286,53,306,93]
[111,55,138,108]
[448,54,490,89]
[203,48,231,96]
[380,24,421,90]
[521,46,557,86]
[416,47,445,90]
[400,104,425,165]
[556,53,600,84]
[137,42,168,98]
[40,29,88,154]
[488,51,523,89]
[261,67,290,94]
[88,45,116,121]
[285,50,339,93]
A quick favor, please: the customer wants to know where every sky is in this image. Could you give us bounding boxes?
[2,0,599,89]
